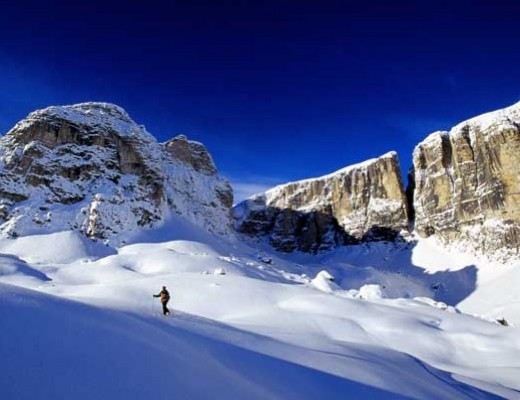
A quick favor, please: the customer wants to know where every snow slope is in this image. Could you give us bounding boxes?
[1,223,519,399]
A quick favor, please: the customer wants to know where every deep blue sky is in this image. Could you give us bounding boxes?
[1,1,519,201]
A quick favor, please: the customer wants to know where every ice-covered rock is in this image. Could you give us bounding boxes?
[0,102,233,241]
[213,267,227,275]
[413,297,460,314]
[310,270,340,293]
[358,284,385,300]
[233,152,409,253]
[411,101,520,260]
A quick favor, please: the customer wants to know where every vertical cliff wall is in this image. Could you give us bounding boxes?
[234,152,409,253]
[412,102,520,259]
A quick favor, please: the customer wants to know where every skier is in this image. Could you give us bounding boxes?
[153,286,171,316]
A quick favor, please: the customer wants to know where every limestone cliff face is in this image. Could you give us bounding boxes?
[412,102,520,258]
[0,103,233,241]
[234,152,409,253]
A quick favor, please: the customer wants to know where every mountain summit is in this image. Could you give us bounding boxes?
[0,102,232,242]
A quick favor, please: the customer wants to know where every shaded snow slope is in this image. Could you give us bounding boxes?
[1,228,519,399]
[2,284,417,400]
[277,237,520,325]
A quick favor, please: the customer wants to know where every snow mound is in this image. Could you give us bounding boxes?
[213,267,227,275]
[0,231,116,264]
[358,284,385,300]
[413,297,459,313]
[310,270,339,293]
[0,254,51,284]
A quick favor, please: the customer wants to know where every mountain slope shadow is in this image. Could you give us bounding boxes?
[2,283,503,400]
[0,254,51,281]
[236,205,479,306]
[235,205,406,254]
[133,309,503,400]
[310,241,478,306]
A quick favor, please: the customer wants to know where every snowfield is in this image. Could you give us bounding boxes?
[1,218,519,399]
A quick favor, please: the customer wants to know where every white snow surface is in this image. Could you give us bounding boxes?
[1,223,519,399]
[0,219,520,400]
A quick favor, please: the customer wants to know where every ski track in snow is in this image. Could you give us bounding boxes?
[0,225,519,399]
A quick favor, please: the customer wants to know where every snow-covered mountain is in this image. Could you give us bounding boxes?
[0,103,232,243]
[1,102,520,399]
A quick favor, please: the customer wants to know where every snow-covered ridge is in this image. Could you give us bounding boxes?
[452,100,520,132]
[0,102,233,242]
[414,101,520,152]
[264,151,398,200]
[10,102,155,140]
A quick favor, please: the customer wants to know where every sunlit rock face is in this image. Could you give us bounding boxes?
[234,152,409,253]
[0,102,233,241]
[164,134,218,176]
[411,102,520,259]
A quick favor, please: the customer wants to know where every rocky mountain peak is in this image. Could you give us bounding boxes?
[0,103,233,242]
[8,102,155,144]
[164,134,218,176]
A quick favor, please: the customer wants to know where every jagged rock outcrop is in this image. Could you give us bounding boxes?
[412,102,520,259]
[0,103,233,241]
[233,152,409,253]
[164,135,218,176]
